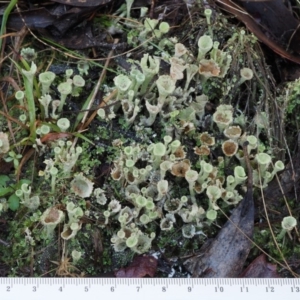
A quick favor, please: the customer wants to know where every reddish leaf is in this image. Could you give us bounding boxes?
[240,254,281,278]
[41,132,72,143]
[114,255,157,278]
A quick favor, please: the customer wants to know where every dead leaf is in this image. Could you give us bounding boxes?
[236,0,300,54]
[216,0,300,64]
[240,254,281,278]
[40,132,72,143]
[5,8,56,31]
[50,0,112,7]
[114,255,158,278]
[0,159,13,175]
[264,133,300,206]
[52,25,108,49]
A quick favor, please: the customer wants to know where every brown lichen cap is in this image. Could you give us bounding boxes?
[224,125,242,140]
[111,165,122,181]
[199,132,215,146]
[199,59,220,77]
[222,139,239,157]
[240,67,253,81]
[171,159,191,177]
[173,146,186,159]
[212,105,233,131]
[174,43,187,57]
[194,145,210,156]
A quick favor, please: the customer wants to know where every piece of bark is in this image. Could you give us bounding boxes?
[184,143,254,277]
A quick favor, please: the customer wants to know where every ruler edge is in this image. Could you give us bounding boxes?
[0,277,300,285]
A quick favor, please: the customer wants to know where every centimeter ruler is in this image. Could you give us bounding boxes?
[1,277,300,300]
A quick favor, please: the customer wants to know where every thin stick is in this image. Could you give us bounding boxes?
[79,38,119,127]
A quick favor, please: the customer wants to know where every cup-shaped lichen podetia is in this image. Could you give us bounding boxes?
[49,166,58,193]
[197,35,213,60]
[160,160,173,179]
[238,67,253,85]
[39,71,56,96]
[272,160,285,175]
[114,74,132,100]
[0,132,9,154]
[206,185,222,210]
[71,250,82,264]
[159,21,170,34]
[175,43,187,58]
[70,173,94,198]
[61,222,82,240]
[157,179,169,200]
[278,216,297,240]
[199,132,215,147]
[282,216,297,231]
[171,159,191,177]
[212,104,233,131]
[51,100,61,119]
[185,169,199,203]
[57,81,72,112]
[160,213,175,231]
[224,126,242,140]
[222,139,239,157]
[140,54,160,94]
[40,206,65,239]
[255,152,272,174]
[15,183,40,210]
[182,224,196,238]
[234,166,247,185]
[72,75,84,87]
[38,94,52,119]
[72,75,85,96]
[126,233,139,248]
[156,75,176,103]
[21,61,37,88]
[226,166,247,191]
[206,209,217,221]
[57,118,70,132]
[151,142,166,168]
[198,160,213,184]
[164,197,183,214]
[66,202,84,224]
[169,57,186,81]
[21,62,37,136]
[198,59,220,82]
[184,63,199,91]
[15,90,25,107]
[246,135,258,154]
[143,100,161,126]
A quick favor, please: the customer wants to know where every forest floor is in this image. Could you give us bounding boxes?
[0,0,299,278]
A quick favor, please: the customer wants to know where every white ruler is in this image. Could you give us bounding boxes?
[1,277,300,300]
